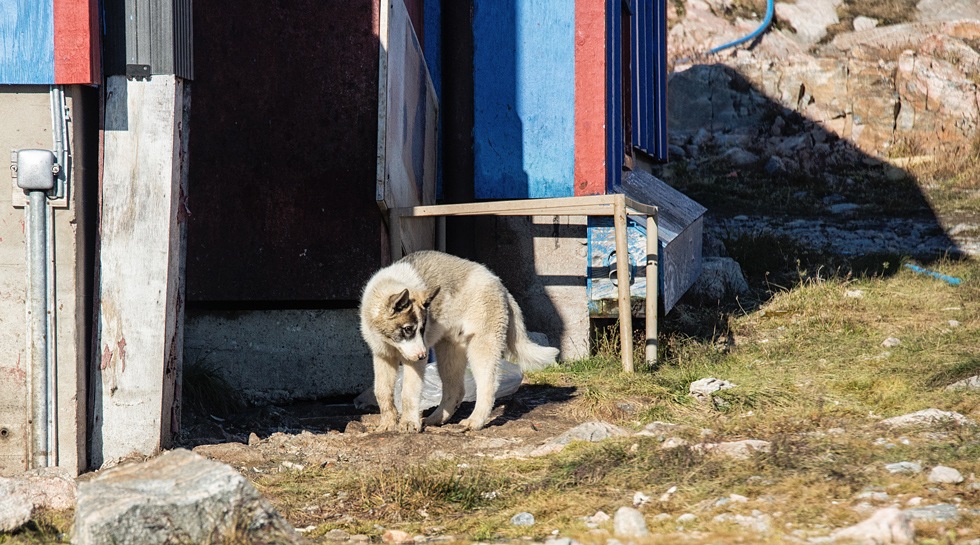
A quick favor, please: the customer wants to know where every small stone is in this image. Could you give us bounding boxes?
[653,513,672,521]
[692,439,771,460]
[879,409,975,428]
[723,147,759,166]
[677,513,697,523]
[907,497,923,506]
[928,466,965,484]
[730,494,748,503]
[350,535,371,543]
[852,15,878,31]
[613,507,649,537]
[659,437,689,450]
[764,156,784,174]
[633,491,651,507]
[659,486,677,502]
[248,432,261,446]
[882,337,902,348]
[949,320,961,328]
[831,508,914,544]
[945,376,980,391]
[590,511,611,524]
[383,530,413,543]
[511,512,535,526]
[904,503,960,522]
[324,529,351,541]
[844,289,864,299]
[689,378,736,402]
[885,462,923,474]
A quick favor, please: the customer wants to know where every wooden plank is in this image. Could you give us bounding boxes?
[613,196,633,373]
[0,0,55,84]
[375,0,390,213]
[378,0,438,257]
[94,75,186,468]
[575,0,606,196]
[54,0,99,84]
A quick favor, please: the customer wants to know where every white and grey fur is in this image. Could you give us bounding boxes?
[360,250,559,432]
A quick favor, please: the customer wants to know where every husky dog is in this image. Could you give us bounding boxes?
[360,250,559,432]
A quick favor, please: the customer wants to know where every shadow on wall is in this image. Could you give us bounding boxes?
[662,63,961,270]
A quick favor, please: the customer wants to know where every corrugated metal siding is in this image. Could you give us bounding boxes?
[605,0,625,192]
[103,0,192,79]
[631,0,667,160]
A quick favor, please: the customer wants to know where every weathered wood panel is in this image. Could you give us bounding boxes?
[186,0,385,302]
[378,0,438,256]
[473,0,575,199]
[0,0,55,83]
[575,0,606,196]
[53,0,100,83]
[93,75,187,467]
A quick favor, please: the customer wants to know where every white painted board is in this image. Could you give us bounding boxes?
[376,0,438,258]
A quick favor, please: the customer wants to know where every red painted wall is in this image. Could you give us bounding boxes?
[574,0,607,196]
[54,0,100,84]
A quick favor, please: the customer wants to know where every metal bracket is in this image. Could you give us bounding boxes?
[126,64,152,81]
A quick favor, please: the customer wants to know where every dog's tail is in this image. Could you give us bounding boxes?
[505,293,560,372]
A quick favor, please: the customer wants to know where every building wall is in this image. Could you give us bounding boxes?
[475,215,590,360]
[186,0,387,303]
[0,86,90,475]
[472,0,576,199]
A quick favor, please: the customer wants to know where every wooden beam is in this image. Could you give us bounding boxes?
[389,194,658,374]
[613,196,634,373]
[94,75,188,468]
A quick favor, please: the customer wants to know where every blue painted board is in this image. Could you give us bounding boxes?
[0,0,55,84]
[473,0,575,199]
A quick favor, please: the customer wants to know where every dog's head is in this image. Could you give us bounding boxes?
[381,286,440,362]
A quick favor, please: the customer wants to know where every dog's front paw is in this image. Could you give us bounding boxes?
[398,418,422,433]
[376,414,398,432]
[459,418,486,431]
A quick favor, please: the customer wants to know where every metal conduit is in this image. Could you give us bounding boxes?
[28,187,49,469]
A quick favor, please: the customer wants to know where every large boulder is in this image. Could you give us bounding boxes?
[72,449,304,545]
[0,467,77,533]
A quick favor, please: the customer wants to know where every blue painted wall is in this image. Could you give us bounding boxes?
[423,0,443,199]
[473,0,575,199]
[0,0,55,84]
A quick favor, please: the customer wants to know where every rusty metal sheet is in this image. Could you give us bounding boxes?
[186,0,386,302]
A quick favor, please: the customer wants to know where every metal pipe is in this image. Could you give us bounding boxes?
[46,200,58,466]
[28,189,49,469]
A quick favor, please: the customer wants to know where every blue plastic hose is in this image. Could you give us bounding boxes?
[706,0,774,55]
[904,263,962,286]
[675,0,775,63]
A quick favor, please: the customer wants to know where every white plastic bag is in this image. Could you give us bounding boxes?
[353,358,524,411]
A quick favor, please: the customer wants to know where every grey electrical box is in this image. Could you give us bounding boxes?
[16,150,57,191]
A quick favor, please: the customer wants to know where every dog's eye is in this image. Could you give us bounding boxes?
[402,326,415,337]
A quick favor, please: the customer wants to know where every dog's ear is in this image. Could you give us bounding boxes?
[422,286,441,308]
[423,286,441,307]
[387,288,412,314]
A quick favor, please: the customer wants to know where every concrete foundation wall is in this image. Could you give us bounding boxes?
[183,309,373,405]
[0,86,87,475]
[474,215,590,360]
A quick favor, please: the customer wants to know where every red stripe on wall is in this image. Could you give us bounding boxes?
[54,0,99,84]
[574,0,607,196]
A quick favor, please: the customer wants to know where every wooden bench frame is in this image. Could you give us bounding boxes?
[390,194,658,372]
